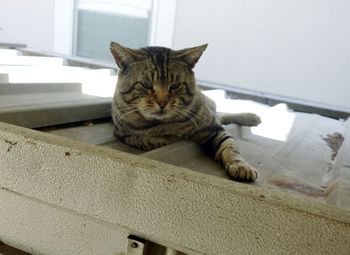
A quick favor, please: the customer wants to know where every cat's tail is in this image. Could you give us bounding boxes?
[217,113,261,126]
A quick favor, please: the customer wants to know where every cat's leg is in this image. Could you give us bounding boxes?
[217,113,261,126]
[201,92,260,126]
[201,130,258,182]
[119,134,180,151]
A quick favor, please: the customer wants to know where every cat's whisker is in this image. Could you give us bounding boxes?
[118,106,137,111]
[173,110,191,128]
[186,114,199,130]
[114,107,136,119]
[178,105,206,120]
[174,106,201,130]
[118,108,140,120]
[103,107,113,113]
[174,109,199,130]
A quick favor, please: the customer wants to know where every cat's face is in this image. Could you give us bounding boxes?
[110,42,207,121]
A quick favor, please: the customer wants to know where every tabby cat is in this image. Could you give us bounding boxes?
[110,42,260,182]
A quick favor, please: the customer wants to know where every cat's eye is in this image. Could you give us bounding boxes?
[139,81,152,89]
[169,83,181,91]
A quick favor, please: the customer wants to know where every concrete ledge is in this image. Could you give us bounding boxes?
[0,49,19,57]
[19,48,116,70]
[0,121,349,254]
[0,82,82,94]
[0,66,114,83]
[0,98,111,128]
[0,188,129,255]
[0,56,64,66]
[0,82,112,128]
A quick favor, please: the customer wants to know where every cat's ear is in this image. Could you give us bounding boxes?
[173,44,208,69]
[110,42,143,69]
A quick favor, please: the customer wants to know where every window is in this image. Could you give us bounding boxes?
[74,0,152,62]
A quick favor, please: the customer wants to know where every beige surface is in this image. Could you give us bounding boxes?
[0,121,350,255]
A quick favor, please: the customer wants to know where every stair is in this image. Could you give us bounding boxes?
[44,102,350,210]
[2,47,347,209]
[0,49,115,128]
[0,46,349,255]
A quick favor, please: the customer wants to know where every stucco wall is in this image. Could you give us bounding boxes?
[0,121,349,255]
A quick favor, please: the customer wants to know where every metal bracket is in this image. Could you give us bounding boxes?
[126,235,185,255]
[126,236,146,255]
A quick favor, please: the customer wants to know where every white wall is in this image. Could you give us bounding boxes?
[0,0,55,51]
[0,0,175,55]
[1,0,349,110]
[173,0,350,110]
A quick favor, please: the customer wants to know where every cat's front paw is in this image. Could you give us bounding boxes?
[242,113,261,127]
[225,161,258,182]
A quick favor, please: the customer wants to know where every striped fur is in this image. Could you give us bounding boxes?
[110,42,260,182]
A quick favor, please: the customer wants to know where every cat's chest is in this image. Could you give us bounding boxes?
[116,117,198,138]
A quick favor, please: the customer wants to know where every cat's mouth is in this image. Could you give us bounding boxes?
[154,109,166,115]
[149,109,170,119]
[139,108,172,120]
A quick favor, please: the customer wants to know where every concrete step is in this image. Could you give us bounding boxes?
[143,140,227,179]
[1,48,348,253]
[40,102,349,210]
[20,48,116,70]
[0,56,64,66]
[0,50,116,127]
[1,119,350,255]
[0,82,82,95]
[45,122,143,155]
[143,104,349,209]
[0,49,20,57]
[0,73,8,82]
[0,96,111,128]
[0,65,114,83]
[0,66,117,97]
[3,48,346,211]
[0,82,112,128]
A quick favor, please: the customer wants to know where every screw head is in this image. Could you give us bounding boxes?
[130,242,139,249]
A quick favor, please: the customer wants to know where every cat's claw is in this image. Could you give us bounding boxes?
[225,162,258,182]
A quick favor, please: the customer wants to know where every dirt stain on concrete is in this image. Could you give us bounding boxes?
[269,177,328,198]
[323,132,344,160]
[4,139,17,152]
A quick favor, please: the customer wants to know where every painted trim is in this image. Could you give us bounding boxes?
[198,79,350,117]
[149,0,177,47]
[55,0,176,54]
[53,0,75,54]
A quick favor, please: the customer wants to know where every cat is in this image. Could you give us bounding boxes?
[110,42,261,182]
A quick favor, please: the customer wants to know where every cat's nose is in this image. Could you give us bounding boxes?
[157,100,168,109]
[155,91,169,109]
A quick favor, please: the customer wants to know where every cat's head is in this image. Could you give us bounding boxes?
[110,42,207,121]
